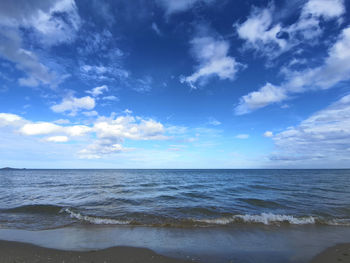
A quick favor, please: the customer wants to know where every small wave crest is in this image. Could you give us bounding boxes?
[195,213,317,225]
[61,208,130,225]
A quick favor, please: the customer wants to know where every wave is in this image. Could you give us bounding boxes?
[3,205,350,227]
[61,208,130,225]
[195,213,318,225]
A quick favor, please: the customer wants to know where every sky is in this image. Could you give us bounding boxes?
[0,0,350,168]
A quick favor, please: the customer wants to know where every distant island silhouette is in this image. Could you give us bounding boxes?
[0,167,26,170]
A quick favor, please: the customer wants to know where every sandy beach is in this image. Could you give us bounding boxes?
[0,240,193,263]
[310,243,350,263]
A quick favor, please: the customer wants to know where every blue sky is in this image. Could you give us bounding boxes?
[0,0,350,168]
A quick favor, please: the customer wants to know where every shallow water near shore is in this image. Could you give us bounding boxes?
[1,224,350,263]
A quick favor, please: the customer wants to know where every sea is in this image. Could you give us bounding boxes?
[1,169,350,262]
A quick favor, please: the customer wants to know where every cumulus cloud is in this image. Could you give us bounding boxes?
[0,0,81,87]
[156,0,214,15]
[235,26,350,114]
[301,0,345,20]
[77,115,169,158]
[271,94,350,164]
[51,96,96,116]
[20,122,91,136]
[181,35,244,89]
[264,131,274,137]
[93,115,168,141]
[235,0,345,58]
[0,109,188,161]
[0,113,23,126]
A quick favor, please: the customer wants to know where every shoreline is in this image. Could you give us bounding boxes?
[1,239,350,263]
[310,243,350,263]
[0,240,194,263]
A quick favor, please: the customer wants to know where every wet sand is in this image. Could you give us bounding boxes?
[310,243,350,263]
[0,240,193,263]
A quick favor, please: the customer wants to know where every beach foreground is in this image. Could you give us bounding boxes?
[1,240,350,263]
[0,240,193,263]
[310,243,350,263]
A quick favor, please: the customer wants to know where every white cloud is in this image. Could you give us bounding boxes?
[235,5,287,57]
[235,26,350,114]
[156,0,214,15]
[0,113,23,126]
[77,115,169,159]
[181,36,244,89]
[45,136,69,143]
[65,125,91,136]
[301,0,345,20]
[20,122,61,135]
[235,83,287,115]
[235,0,345,59]
[0,110,189,160]
[235,134,249,139]
[93,115,168,141]
[20,122,91,137]
[264,131,273,137]
[86,85,108,97]
[51,96,96,116]
[271,93,350,165]
[0,0,81,87]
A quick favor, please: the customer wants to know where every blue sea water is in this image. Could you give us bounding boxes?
[0,169,349,230]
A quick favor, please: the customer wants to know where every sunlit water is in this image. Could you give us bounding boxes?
[0,169,349,230]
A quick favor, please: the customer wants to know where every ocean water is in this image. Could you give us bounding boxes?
[0,169,350,230]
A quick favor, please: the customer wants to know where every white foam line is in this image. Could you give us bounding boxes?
[196,213,316,225]
[61,208,130,225]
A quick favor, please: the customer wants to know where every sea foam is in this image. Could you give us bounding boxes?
[61,208,130,225]
[196,213,317,225]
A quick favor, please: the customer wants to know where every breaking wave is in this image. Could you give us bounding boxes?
[61,208,130,225]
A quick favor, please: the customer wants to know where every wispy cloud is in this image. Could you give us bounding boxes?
[235,134,249,139]
[151,22,162,36]
[156,0,215,15]
[235,26,350,114]
[235,0,345,59]
[0,0,81,88]
[270,93,350,166]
